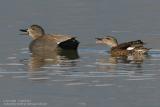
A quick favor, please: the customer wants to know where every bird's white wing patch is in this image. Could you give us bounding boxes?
[127,47,135,50]
[57,42,61,45]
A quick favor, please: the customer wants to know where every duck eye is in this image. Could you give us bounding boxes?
[32,28,35,30]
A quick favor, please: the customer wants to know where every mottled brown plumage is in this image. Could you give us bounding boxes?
[96,36,149,57]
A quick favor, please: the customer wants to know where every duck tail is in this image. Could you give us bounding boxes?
[58,38,79,50]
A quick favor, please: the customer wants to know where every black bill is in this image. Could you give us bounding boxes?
[19,29,27,32]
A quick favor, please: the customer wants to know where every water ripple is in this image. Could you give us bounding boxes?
[127,78,156,81]
[0,47,160,85]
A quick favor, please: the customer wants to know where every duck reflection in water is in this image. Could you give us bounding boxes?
[20,24,80,71]
[96,54,149,72]
[28,48,79,71]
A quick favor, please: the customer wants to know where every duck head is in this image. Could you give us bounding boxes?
[96,36,118,47]
[20,25,45,40]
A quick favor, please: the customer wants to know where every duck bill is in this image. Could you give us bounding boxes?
[96,38,104,44]
[19,29,28,35]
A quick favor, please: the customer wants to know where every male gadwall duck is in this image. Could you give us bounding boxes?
[20,25,79,51]
[96,36,150,57]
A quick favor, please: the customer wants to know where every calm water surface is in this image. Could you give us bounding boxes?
[0,0,160,107]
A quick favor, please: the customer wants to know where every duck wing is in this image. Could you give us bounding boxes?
[120,40,150,54]
[46,34,76,44]
[47,34,79,49]
[111,40,149,56]
[116,40,145,50]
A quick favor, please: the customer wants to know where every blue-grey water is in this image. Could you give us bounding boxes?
[0,0,160,107]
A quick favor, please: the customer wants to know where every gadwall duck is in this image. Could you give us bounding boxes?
[96,36,150,57]
[20,25,79,51]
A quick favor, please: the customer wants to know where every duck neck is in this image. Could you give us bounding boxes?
[111,44,118,48]
[109,41,118,48]
[110,38,118,48]
[31,34,43,40]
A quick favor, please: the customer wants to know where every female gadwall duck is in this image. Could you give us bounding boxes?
[96,36,150,57]
[20,25,79,51]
